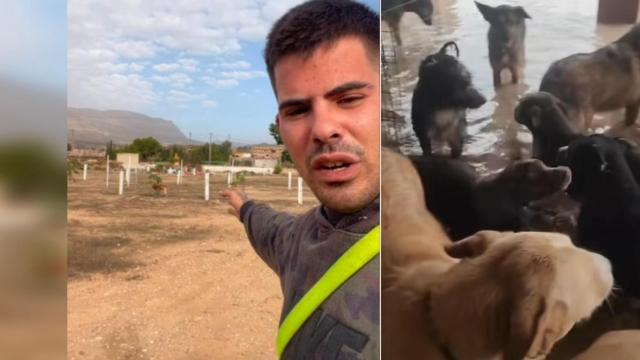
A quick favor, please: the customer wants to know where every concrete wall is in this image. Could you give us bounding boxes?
[201,165,274,175]
[253,159,279,168]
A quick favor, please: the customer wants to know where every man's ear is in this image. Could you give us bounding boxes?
[445,230,505,258]
[504,299,570,360]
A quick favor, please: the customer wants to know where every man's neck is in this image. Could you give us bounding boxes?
[322,196,380,228]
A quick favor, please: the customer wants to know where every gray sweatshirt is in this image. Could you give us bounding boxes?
[240,198,380,359]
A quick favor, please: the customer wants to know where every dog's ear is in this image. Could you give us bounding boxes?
[475,1,496,22]
[504,299,570,360]
[515,6,532,19]
[445,230,505,258]
[528,105,542,130]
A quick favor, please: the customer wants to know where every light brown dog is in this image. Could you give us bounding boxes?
[152,183,168,196]
[381,148,614,360]
[574,330,640,360]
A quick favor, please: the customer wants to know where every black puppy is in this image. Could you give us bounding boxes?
[475,1,531,87]
[411,155,571,240]
[382,0,433,45]
[515,92,581,166]
[411,42,486,157]
[562,135,640,298]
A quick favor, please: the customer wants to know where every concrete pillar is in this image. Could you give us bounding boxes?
[598,0,639,24]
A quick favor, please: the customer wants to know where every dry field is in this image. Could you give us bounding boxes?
[68,169,319,360]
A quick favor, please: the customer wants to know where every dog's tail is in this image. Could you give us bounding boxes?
[439,41,459,58]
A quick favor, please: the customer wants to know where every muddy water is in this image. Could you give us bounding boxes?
[382,0,638,174]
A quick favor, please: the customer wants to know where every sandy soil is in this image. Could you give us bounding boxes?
[68,169,319,360]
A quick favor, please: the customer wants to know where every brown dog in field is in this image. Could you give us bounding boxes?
[574,330,640,360]
[540,24,640,129]
[152,183,168,196]
[381,148,614,360]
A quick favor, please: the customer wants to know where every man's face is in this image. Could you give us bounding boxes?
[274,36,380,214]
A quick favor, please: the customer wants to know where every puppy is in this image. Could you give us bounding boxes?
[382,0,433,46]
[152,183,168,196]
[516,92,640,177]
[562,135,640,298]
[574,330,640,360]
[411,42,486,157]
[515,91,581,166]
[411,155,571,240]
[475,1,531,87]
[382,149,613,359]
[540,23,640,129]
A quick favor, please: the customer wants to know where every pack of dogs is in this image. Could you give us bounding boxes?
[385,1,640,358]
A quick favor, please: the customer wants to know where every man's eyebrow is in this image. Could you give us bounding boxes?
[324,81,372,98]
[278,98,310,112]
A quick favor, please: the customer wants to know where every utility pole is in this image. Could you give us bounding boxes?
[208,132,212,164]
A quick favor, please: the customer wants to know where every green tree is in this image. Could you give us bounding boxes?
[120,137,163,161]
[268,122,292,164]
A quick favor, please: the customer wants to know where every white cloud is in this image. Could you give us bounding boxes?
[219,61,251,69]
[68,0,305,110]
[178,58,199,72]
[220,70,267,80]
[215,79,239,88]
[153,63,180,72]
[201,100,217,108]
[166,89,206,105]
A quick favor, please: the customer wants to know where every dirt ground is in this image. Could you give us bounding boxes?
[67,169,319,360]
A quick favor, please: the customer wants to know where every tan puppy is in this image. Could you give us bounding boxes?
[152,183,168,196]
[573,330,640,360]
[381,148,614,360]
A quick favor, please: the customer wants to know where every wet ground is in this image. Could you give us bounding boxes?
[382,0,640,173]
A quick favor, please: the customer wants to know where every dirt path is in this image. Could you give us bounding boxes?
[68,170,319,359]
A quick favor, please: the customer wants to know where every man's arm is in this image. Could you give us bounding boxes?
[220,189,296,275]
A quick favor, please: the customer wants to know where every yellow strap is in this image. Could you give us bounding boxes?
[276,225,380,358]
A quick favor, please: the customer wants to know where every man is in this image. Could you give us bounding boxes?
[221,0,380,358]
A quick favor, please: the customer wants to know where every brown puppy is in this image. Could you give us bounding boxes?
[574,330,640,360]
[381,148,614,360]
[152,183,168,196]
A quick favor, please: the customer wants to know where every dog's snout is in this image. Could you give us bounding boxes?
[591,252,614,292]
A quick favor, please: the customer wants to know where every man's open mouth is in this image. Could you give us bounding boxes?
[310,153,361,182]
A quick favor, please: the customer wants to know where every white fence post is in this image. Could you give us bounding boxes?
[118,170,124,195]
[297,177,303,205]
[125,167,131,187]
[176,170,181,185]
[83,164,88,181]
[106,156,110,189]
[204,172,210,201]
[288,171,292,190]
[227,171,232,188]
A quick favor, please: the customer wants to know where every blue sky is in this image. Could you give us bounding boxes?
[68,0,379,145]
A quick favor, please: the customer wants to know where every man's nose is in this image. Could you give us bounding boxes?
[311,102,342,145]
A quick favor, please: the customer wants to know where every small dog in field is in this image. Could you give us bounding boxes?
[152,183,168,196]
[381,148,613,360]
[476,2,531,87]
[540,23,640,129]
[411,42,486,157]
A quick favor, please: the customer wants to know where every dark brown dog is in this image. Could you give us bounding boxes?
[540,24,640,129]
[476,1,531,87]
[411,155,571,240]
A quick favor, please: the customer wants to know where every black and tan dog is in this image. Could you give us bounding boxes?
[475,1,531,87]
[540,23,640,129]
[411,42,486,157]
[382,0,433,45]
[410,155,571,240]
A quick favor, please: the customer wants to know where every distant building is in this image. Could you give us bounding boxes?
[230,144,285,168]
[67,148,106,159]
[116,153,139,168]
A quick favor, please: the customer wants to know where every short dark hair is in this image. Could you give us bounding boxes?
[264,0,379,90]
